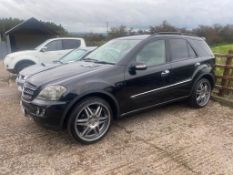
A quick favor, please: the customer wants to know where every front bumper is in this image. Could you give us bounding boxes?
[21,98,68,130]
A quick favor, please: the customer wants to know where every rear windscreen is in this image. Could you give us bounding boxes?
[188,39,214,57]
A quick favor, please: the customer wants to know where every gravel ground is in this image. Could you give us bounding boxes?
[0,61,233,175]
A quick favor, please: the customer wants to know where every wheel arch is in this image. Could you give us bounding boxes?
[192,72,215,91]
[61,91,120,129]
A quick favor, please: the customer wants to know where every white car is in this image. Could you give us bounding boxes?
[3,38,86,73]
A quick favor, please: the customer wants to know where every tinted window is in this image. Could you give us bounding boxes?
[189,39,213,57]
[169,39,189,61]
[63,40,81,50]
[45,40,62,51]
[136,40,166,66]
[187,43,197,58]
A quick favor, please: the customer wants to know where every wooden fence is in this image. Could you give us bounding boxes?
[212,50,233,106]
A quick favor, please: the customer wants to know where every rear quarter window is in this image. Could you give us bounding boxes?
[188,39,213,57]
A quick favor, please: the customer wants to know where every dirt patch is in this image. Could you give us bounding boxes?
[0,61,233,174]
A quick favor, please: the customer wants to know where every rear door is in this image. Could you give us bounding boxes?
[168,38,198,98]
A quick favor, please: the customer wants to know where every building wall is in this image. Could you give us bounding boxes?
[0,41,8,59]
[13,33,51,51]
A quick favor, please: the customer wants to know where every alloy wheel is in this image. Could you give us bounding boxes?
[74,102,111,142]
[196,81,211,107]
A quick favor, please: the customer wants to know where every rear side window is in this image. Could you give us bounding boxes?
[187,43,197,58]
[169,39,189,61]
[188,39,213,57]
[62,40,81,50]
[45,40,62,51]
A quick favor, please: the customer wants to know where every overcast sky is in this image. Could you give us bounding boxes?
[0,0,232,33]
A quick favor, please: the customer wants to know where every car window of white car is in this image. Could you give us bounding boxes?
[62,39,81,50]
[45,40,63,51]
[39,40,66,63]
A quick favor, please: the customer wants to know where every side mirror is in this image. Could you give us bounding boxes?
[40,47,47,52]
[134,62,147,70]
[129,62,147,74]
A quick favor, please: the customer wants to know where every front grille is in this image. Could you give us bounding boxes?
[22,82,37,101]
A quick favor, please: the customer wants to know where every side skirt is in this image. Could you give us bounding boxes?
[119,96,189,118]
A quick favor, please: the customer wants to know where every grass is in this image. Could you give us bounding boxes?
[211,43,233,54]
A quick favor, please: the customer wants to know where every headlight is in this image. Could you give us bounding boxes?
[37,85,67,101]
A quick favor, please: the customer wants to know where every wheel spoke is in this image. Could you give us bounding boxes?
[93,125,100,134]
[196,89,202,95]
[95,106,102,118]
[81,126,92,137]
[99,115,108,122]
[84,106,93,118]
[196,96,202,102]
[76,118,88,126]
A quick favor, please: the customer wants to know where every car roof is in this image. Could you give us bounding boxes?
[46,37,84,42]
[117,35,150,40]
[115,34,203,41]
[151,34,204,41]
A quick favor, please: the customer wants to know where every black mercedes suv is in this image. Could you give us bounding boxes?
[21,34,215,144]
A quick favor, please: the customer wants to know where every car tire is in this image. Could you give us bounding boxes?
[15,61,35,74]
[189,78,212,108]
[67,97,112,144]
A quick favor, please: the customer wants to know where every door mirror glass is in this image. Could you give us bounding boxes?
[134,62,147,70]
[129,62,147,74]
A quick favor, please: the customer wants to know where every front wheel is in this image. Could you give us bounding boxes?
[67,97,112,144]
[189,78,212,108]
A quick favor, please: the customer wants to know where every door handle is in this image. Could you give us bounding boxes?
[161,70,170,77]
[195,62,200,67]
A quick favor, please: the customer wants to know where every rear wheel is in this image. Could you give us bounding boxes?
[67,97,112,144]
[15,61,35,74]
[189,78,211,108]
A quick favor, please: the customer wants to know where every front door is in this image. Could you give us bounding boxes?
[39,40,69,63]
[120,39,172,113]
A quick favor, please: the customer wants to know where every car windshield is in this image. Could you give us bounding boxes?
[82,39,140,64]
[34,40,49,50]
[60,49,88,63]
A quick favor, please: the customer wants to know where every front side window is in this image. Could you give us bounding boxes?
[169,39,189,61]
[45,40,62,51]
[136,40,166,66]
[85,39,140,64]
[62,40,81,50]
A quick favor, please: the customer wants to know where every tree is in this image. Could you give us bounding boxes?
[149,20,178,34]
[108,25,128,39]
[0,18,23,40]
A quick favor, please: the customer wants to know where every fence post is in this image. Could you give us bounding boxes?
[218,50,233,96]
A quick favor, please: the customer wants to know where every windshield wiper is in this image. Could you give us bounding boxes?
[81,57,99,62]
[53,60,63,64]
[81,58,114,65]
[93,60,115,65]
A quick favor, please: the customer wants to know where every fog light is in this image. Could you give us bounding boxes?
[35,107,46,117]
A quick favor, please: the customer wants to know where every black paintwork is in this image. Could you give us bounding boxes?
[21,34,215,129]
